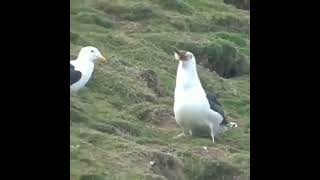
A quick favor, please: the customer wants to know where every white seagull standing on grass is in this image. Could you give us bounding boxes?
[70,46,107,92]
[173,49,237,143]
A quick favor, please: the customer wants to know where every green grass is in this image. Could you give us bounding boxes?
[70,0,250,179]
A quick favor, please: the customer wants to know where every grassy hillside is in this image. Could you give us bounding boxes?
[70,0,250,179]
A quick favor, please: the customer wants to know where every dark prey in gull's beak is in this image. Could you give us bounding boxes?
[174,48,187,60]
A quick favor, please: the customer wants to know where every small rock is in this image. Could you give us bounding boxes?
[203,146,208,152]
[150,161,155,166]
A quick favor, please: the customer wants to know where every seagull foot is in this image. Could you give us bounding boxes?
[229,122,238,128]
[209,124,215,144]
[173,133,186,139]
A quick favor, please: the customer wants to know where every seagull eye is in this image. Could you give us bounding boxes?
[91,50,94,53]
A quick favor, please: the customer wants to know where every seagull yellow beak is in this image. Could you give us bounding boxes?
[98,56,107,65]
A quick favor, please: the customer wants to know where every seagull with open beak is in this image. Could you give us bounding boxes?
[173,49,237,143]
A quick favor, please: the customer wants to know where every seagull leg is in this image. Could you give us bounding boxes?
[173,132,185,139]
[173,128,189,139]
[189,129,193,136]
[209,124,215,143]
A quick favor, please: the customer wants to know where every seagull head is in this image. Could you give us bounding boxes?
[174,49,196,67]
[78,46,107,64]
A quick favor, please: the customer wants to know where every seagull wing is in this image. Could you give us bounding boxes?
[70,63,82,86]
[206,92,229,125]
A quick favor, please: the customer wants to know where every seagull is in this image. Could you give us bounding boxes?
[173,49,237,143]
[70,46,107,92]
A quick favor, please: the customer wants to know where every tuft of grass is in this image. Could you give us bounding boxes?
[156,0,194,15]
[80,174,105,180]
[224,0,250,10]
[124,3,155,21]
[74,12,113,29]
